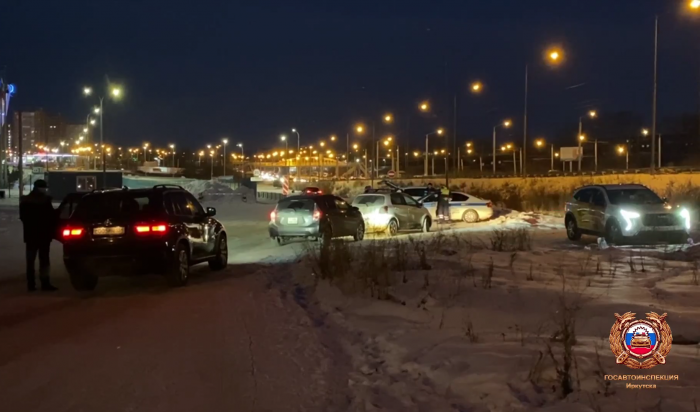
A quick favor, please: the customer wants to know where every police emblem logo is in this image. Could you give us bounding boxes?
[609,312,673,369]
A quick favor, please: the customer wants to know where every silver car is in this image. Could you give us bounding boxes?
[420,191,494,223]
[564,184,690,245]
[351,192,432,236]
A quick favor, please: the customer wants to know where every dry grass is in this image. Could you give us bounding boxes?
[489,228,532,252]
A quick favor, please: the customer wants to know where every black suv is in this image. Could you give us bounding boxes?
[56,185,228,291]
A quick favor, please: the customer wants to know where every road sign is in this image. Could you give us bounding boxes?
[387,170,395,178]
[253,169,261,177]
[560,147,581,162]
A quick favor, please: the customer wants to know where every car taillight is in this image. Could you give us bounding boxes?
[134,224,168,234]
[318,190,323,194]
[313,210,322,221]
[487,202,493,208]
[379,206,389,214]
[62,227,84,238]
[270,210,277,221]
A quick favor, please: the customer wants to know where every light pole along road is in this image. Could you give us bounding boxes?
[83,84,122,188]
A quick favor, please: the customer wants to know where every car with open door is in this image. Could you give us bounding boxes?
[420,191,494,223]
[269,194,365,245]
[351,192,432,235]
[58,185,228,291]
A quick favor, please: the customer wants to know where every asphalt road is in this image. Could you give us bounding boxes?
[0,207,349,412]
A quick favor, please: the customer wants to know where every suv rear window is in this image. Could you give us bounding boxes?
[352,195,385,206]
[277,198,316,211]
[73,192,161,220]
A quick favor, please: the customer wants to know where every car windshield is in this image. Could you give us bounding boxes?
[73,192,160,220]
[352,195,385,206]
[606,188,664,205]
[277,198,315,211]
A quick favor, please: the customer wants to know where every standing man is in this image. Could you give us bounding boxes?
[19,179,58,291]
[437,185,451,223]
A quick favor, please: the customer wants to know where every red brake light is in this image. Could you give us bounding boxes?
[313,210,322,221]
[135,224,168,234]
[270,210,277,221]
[318,190,323,194]
[62,227,84,238]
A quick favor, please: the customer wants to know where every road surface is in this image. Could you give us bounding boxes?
[0,202,350,412]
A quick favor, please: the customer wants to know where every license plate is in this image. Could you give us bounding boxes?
[287,217,298,224]
[93,226,125,236]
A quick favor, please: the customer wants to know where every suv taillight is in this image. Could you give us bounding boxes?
[134,224,168,234]
[62,227,84,238]
[313,210,322,221]
[270,210,277,221]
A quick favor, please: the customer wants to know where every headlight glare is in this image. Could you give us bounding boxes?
[620,209,640,231]
[680,208,691,230]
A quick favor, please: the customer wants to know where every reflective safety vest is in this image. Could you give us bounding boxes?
[440,187,450,196]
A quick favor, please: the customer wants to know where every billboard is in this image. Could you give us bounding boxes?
[560,147,582,162]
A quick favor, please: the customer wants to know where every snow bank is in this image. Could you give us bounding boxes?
[299,232,700,411]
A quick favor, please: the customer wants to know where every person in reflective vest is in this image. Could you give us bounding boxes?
[437,185,451,223]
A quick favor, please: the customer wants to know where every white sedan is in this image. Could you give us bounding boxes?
[419,191,494,223]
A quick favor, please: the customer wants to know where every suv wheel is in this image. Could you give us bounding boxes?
[208,234,228,271]
[386,219,399,237]
[353,222,365,241]
[166,243,190,287]
[566,216,582,241]
[605,221,622,246]
[66,262,98,291]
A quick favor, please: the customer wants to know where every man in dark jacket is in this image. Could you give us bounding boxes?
[19,179,58,291]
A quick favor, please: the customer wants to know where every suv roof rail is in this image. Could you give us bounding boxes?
[152,184,184,190]
[91,187,126,193]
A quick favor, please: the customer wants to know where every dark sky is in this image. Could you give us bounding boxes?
[3,0,700,153]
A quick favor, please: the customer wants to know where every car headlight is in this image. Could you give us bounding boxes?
[680,208,691,230]
[620,209,641,231]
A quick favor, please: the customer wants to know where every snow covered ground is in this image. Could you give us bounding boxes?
[291,227,700,412]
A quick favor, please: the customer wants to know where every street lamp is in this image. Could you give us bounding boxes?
[577,110,597,171]
[424,128,444,176]
[291,128,300,152]
[236,143,243,157]
[83,83,123,187]
[470,81,483,93]
[169,143,175,168]
[419,102,429,112]
[221,138,228,177]
[521,47,564,175]
[618,146,629,170]
[492,120,512,174]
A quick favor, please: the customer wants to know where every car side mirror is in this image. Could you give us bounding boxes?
[417,201,423,207]
[206,207,217,217]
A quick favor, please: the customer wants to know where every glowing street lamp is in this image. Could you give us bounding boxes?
[642,129,649,136]
[492,120,512,174]
[169,143,176,168]
[577,110,597,171]
[691,0,700,9]
[470,81,483,93]
[618,146,629,170]
[424,128,445,176]
[82,83,124,185]
[419,102,429,112]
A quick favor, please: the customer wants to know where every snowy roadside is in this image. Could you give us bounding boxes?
[293,229,700,412]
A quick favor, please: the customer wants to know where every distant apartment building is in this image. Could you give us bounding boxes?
[12,109,67,152]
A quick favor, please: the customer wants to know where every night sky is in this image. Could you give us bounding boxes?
[3,0,700,153]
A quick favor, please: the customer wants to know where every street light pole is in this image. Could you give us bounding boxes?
[292,129,300,153]
[99,97,105,186]
[551,144,554,171]
[523,64,529,175]
[222,139,228,177]
[577,117,583,172]
[492,126,497,174]
[651,15,659,173]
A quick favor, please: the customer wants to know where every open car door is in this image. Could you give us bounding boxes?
[54,192,87,242]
